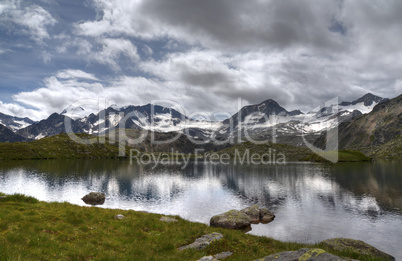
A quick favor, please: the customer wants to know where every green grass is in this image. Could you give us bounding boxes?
[0,133,129,160]
[0,194,384,261]
[300,150,372,163]
[215,141,312,162]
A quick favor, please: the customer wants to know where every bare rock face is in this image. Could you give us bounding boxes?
[81,192,105,206]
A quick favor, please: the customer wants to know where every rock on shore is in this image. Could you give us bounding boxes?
[81,192,105,206]
[210,205,275,230]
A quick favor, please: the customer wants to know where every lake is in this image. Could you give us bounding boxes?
[0,159,401,259]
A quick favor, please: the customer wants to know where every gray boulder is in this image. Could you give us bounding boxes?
[81,192,105,206]
[241,205,261,224]
[114,214,125,220]
[254,248,346,261]
[241,205,275,224]
[259,207,275,224]
[210,210,251,230]
[179,232,223,251]
[320,238,395,261]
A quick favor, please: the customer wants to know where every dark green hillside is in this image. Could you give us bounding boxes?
[0,133,128,160]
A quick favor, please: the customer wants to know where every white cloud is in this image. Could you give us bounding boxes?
[0,101,48,121]
[56,69,100,81]
[89,38,140,71]
[0,1,57,44]
[1,0,402,122]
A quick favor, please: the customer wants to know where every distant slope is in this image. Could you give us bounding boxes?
[106,129,222,153]
[339,92,388,107]
[315,94,401,159]
[0,112,34,131]
[17,113,90,140]
[215,141,312,162]
[0,125,28,143]
[0,133,127,160]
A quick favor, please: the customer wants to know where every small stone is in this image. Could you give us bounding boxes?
[160,216,178,222]
[214,251,233,260]
[197,256,216,261]
[114,214,125,220]
[81,192,105,206]
[179,232,223,251]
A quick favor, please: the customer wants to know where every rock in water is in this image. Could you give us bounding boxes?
[320,238,395,261]
[241,205,261,224]
[259,208,275,224]
[240,205,275,224]
[254,248,346,261]
[81,192,105,206]
[210,210,251,230]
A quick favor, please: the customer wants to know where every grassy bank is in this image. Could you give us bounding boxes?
[0,133,128,160]
[0,133,374,163]
[0,193,383,260]
[300,150,372,162]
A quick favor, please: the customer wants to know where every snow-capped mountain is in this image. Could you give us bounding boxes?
[16,104,196,140]
[207,93,388,145]
[61,105,92,120]
[7,93,389,145]
[16,113,90,140]
[0,124,27,142]
[0,112,35,131]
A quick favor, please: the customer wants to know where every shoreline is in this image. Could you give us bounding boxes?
[0,193,393,261]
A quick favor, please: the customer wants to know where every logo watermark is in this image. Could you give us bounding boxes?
[63,96,341,165]
[129,148,286,169]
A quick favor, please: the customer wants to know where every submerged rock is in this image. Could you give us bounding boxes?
[320,238,395,261]
[179,232,223,251]
[210,210,251,229]
[81,192,105,206]
[254,248,346,261]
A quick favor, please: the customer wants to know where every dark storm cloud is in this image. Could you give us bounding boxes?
[140,0,346,51]
[1,0,402,120]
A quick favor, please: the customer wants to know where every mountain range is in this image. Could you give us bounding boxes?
[315,94,401,158]
[0,92,398,158]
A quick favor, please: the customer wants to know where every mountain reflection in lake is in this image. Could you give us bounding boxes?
[1,160,401,259]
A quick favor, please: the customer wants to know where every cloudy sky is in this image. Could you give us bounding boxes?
[0,0,401,121]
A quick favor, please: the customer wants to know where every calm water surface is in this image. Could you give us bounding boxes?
[0,160,401,259]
